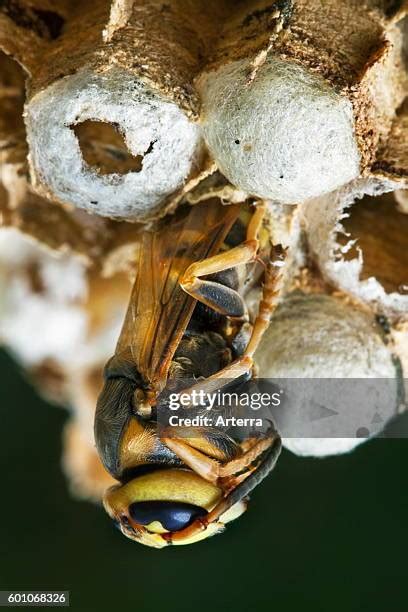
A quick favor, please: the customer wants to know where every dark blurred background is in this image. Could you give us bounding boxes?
[0,349,407,612]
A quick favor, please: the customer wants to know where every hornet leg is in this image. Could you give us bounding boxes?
[162,424,281,544]
[180,204,266,317]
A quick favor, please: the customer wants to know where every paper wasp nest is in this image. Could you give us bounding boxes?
[0,0,407,501]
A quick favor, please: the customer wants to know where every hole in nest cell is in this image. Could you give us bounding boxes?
[0,51,26,94]
[72,120,155,176]
[0,1,64,39]
[337,192,408,294]
[0,51,28,168]
[32,9,65,39]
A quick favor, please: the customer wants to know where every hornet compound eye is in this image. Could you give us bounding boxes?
[129,501,208,532]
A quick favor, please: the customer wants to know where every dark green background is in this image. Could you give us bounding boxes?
[0,350,407,612]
